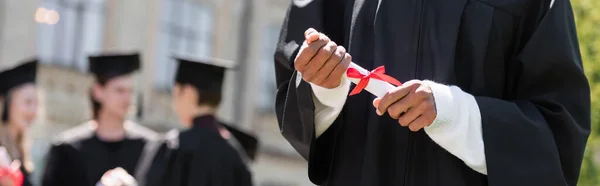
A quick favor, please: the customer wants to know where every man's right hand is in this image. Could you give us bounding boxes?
[99,167,137,186]
[294,28,352,89]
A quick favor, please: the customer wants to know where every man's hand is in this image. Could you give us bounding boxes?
[99,167,137,186]
[373,80,437,132]
[294,28,352,89]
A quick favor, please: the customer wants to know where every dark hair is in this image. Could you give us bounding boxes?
[178,83,222,108]
[197,89,222,107]
[1,96,7,123]
[90,76,110,119]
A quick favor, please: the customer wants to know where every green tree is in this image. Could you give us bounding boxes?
[573,0,600,185]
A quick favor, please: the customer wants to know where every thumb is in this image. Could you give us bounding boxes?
[9,160,20,172]
[372,98,381,108]
[304,28,320,44]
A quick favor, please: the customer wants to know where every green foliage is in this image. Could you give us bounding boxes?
[573,0,600,185]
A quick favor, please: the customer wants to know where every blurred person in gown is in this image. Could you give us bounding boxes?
[153,57,252,186]
[0,60,38,186]
[41,53,162,186]
[217,120,258,164]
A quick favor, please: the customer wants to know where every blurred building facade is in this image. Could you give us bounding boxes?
[0,0,313,185]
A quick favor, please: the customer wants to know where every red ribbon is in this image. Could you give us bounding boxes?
[346,65,402,96]
[0,167,23,186]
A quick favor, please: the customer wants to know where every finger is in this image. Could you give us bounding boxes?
[387,90,424,119]
[294,35,330,72]
[313,46,346,86]
[398,101,429,126]
[377,83,419,116]
[9,160,20,172]
[303,41,337,82]
[103,169,113,176]
[113,167,125,172]
[306,33,331,57]
[294,42,320,72]
[325,53,351,88]
[407,111,435,132]
[305,28,320,43]
[373,98,381,108]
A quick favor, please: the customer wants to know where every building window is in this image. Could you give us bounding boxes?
[37,0,105,72]
[154,0,213,90]
[257,24,280,113]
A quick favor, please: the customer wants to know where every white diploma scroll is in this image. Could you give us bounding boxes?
[344,62,398,98]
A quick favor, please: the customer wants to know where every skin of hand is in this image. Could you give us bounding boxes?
[100,167,136,186]
[294,28,352,89]
[373,80,437,132]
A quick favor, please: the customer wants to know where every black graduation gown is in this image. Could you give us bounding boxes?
[218,122,259,163]
[41,121,161,186]
[274,0,590,186]
[157,115,252,186]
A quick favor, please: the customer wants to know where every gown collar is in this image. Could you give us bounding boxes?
[192,114,219,132]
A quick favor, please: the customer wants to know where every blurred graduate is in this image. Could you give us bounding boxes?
[153,57,252,186]
[217,122,258,164]
[0,59,38,186]
[41,53,162,186]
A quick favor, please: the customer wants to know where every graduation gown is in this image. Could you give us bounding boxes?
[218,122,259,164]
[274,0,590,185]
[41,121,161,186]
[157,115,252,186]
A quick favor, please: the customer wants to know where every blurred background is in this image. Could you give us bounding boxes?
[0,0,598,185]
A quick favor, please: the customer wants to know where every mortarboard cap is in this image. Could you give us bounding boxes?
[88,53,141,80]
[221,123,259,161]
[0,59,38,96]
[174,56,235,93]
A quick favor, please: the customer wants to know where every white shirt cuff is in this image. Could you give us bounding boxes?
[296,72,349,137]
[423,80,487,175]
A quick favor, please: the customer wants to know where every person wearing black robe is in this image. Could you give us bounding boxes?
[156,57,252,186]
[217,122,259,164]
[0,60,39,186]
[274,0,591,185]
[41,53,162,186]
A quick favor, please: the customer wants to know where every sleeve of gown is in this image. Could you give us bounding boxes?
[274,0,346,184]
[294,72,350,137]
[475,1,590,185]
[40,145,64,186]
[422,81,487,175]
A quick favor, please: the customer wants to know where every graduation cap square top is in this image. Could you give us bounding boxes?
[88,53,141,80]
[0,59,38,97]
[174,56,235,93]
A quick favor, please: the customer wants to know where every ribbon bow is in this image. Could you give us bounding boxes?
[346,65,402,96]
[0,167,24,186]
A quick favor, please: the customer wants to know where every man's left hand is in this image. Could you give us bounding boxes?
[373,80,437,132]
[99,167,137,186]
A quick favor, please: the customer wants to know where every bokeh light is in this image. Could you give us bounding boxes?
[34,7,60,25]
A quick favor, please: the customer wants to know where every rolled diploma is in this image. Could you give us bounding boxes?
[344,62,397,98]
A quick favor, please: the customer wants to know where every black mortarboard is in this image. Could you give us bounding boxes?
[0,59,38,96]
[174,57,233,93]
[88,53,141,80]
[221,123,259,161]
